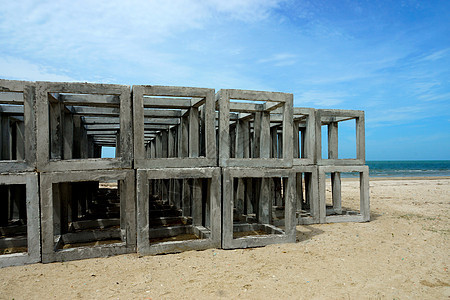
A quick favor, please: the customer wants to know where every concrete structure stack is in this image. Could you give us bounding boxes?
[315,109,370,223]
[216,89,297,249]
[0,78,369,267]
[35,82,135,263]
[0,79,40,267]
[132,86,221,255]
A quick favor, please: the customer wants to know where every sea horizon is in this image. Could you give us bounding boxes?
[365,160,450,177]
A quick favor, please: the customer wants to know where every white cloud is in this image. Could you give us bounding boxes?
[0,56,77,82]
[0,0,284,82]
[421,48,450,61]
[258,53,297,66]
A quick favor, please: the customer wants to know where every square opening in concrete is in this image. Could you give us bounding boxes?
[316,109,365,165]
[50,180,124,251]
[40,170,135,263]
[217,89,293,168]
[231,177,288,238]
[0,184,28,255]
[0,80,36,172]
[0,173,40,268]
[222,168,296,249]
[133,86,216,168]
[137,168,220,255]
[36,82,132,172]
[293,108,315,165]
[47,93,121,160]
[319,166,370,223]
[293,166,319,225]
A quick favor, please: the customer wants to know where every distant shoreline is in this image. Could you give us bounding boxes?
[340,176,450,181]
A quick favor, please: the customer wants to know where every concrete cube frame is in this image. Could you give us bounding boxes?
[137,167,221,255]
[292,165,319,225]
[0,172,40,268]
[318,165,370,223]
[0,79,37,173]
[36,81,133,172]
[222,168,296,249]
[40,169,135,263]
[217,89,294,168]
[133,86,216,168]
[315,109,365,166]
[293,107,316,166]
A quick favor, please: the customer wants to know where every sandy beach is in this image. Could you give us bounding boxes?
[0,177,448,299]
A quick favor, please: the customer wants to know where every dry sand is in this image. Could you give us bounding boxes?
[0,177,449,299]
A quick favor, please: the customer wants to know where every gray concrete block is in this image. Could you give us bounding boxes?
[40,169,135,263]
[133,86,216,169]
[137,167,221,255]
[222,167,296,250]
[318,165,370,223]
[35,82,133,172]
[315,109,365,166]
[293,107,316,166]
[0,79,37,173]
[0,172,40,268]
[217,89,293,168]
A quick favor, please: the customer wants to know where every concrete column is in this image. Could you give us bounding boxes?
[245,178,254,215]
[296,173,304,210]
[260,112,271,158]
[236,119,250,158]
[0,185,8,226]
[182,179,191,217]
[60,183,71,233]
[293,121,300,159]
[204,179,210,227]
[168,127,177,158]
[229,124,236,158]
[300,127,306,158]
[63,112,73,159]
[192,178,202,226]
[161,130,168,158]
[115,130,120,158]
[53,183,62,235]
[189,107,199,157]
[72,116,82,159]
[278,130,283,159]
[270,126,277,158]
[49,101,63,159]
[328,122,341,213]
[1,115,11,160]
[235,177,245,217]
[258,178,272,224]
[150,140,156,158]
[15,121,25,160]
[253,112,261,158]
[179,115,189,158]
[155,133,162,158]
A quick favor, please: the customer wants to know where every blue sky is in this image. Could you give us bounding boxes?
[1,0,449,160]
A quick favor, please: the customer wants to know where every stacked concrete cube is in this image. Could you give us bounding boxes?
[0,80,40,267]
[133,86,221,255]
[315,109,370,223]
[35,81,136,263]
[0,78,370,267]
[217,89,297,249]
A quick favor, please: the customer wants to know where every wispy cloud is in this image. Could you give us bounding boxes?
[0,56,77,82]
[420,48,450,62]
[258,53,297,66]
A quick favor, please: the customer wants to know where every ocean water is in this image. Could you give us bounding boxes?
[366,160,450,177]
